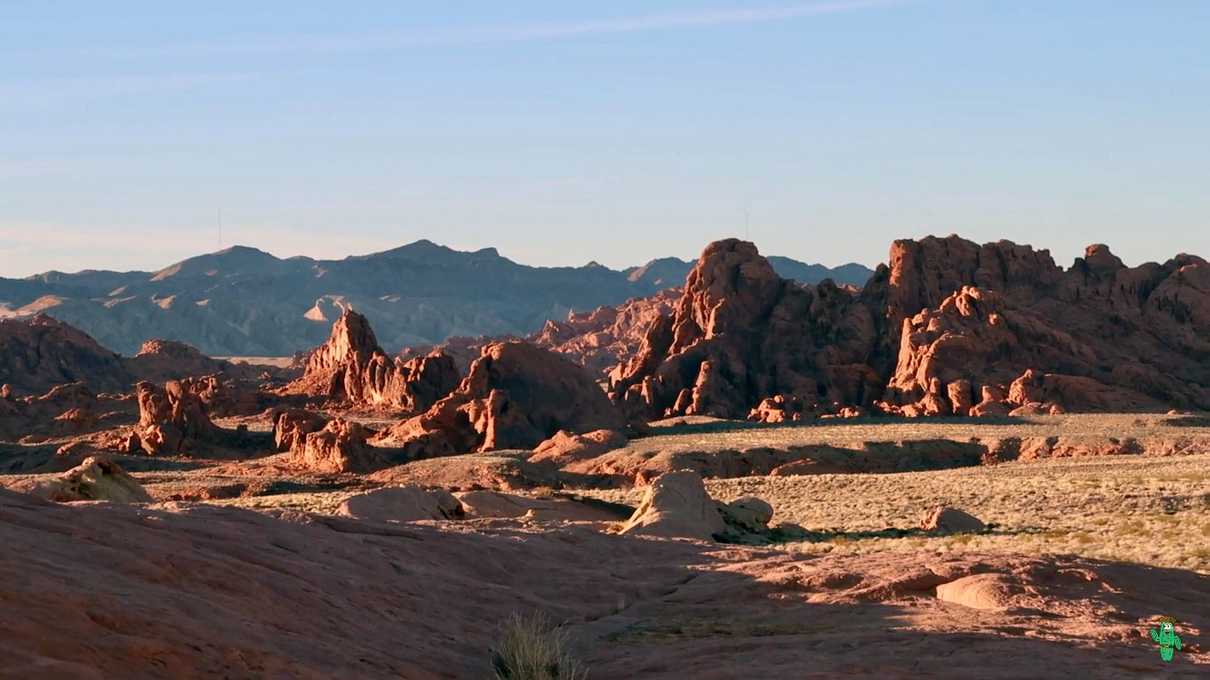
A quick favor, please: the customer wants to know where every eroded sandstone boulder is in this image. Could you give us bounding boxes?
[337,486,464,522]
[619,470,727,541]
[16,456,152,503]
[619,470,784,543]
[920,506,986,534]
[292,418,385,474]
[529,429,628,465]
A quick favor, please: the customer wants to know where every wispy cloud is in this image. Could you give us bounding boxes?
[84,1,906,58]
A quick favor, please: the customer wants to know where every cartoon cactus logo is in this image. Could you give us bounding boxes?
[1148,616,1183,663]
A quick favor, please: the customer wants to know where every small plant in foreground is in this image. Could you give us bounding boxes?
[490,612,588,680]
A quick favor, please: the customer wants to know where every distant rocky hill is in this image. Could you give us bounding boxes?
[0,240,873,356]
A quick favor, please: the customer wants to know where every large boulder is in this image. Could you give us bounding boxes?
[16,456,152,503]
[292,419,386,474]
[288,310,460,411]
[529,429,628,465]
[619,470,786,543]
[337,486,464,522]
[608,239,881,420]
[920,506,986,534]
[380,341,625,458]
[619,470,727,541]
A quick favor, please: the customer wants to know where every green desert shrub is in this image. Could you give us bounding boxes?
[490,612,588,680]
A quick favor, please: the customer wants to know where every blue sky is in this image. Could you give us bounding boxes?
[2,1,1208,276]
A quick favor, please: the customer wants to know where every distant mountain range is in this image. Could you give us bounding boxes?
[0,240,874,356]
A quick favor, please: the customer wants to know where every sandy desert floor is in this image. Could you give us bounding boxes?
[3,413,1208,677]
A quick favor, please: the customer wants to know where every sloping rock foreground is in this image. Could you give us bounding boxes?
[0,489,1204,678]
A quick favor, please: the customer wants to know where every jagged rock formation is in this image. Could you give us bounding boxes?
[291,418,386,474]
[133,380,228,455]
[531,289,679,378]
[609,239,881,420]
[288,310,460,411]
[0,315,132,396]
[878,238,1210,414]
[380,341,626,457]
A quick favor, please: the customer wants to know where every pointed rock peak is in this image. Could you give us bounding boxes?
[327,309,381,359]
[1081,243,1124,273]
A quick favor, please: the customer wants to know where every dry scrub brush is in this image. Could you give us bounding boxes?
[490,612,589,680]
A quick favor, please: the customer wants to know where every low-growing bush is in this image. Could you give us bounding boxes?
[490,612,588,680]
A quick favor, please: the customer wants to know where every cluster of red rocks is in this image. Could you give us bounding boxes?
[597,236,1210,420]
[380,340,626,458]
[608,239,882,420]
[877,238,1210,416]
[530,289,679,379]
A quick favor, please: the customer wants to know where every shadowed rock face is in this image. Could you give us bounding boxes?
[609,239,882,420]
[381,341,626,458]
[288,310,460,412]
[0,314,132,396]
[879,238,1210,414]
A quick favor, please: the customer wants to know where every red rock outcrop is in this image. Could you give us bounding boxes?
[125,339,254,384]
[608,239,881,420]
[0,315,132,396]
[289,310,460,411]
[0,382,135,443]
[291,418,386,474]
[380,341,626,457]
[134,379,228,455]
[530,289,679,378]
[877,238,1210,415]
[273,409,330,453]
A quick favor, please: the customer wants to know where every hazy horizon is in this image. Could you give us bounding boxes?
[4,1,1208,276]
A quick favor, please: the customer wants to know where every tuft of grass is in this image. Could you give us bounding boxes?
[490,612,588,680]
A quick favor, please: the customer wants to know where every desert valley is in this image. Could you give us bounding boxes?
[1,235,1207,678]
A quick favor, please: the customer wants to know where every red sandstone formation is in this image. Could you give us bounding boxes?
[381,341,626,458]
[877,238,1210,415]
[133,379,228,455]
[290,418,386,474]
[126,339,248,384]
[609,239,881,420]
[531,289,679,379]
[0,315,132,396]
[289,310,460,411]
[0,382,135,443]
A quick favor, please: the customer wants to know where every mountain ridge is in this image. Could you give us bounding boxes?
[0,239,874,356]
